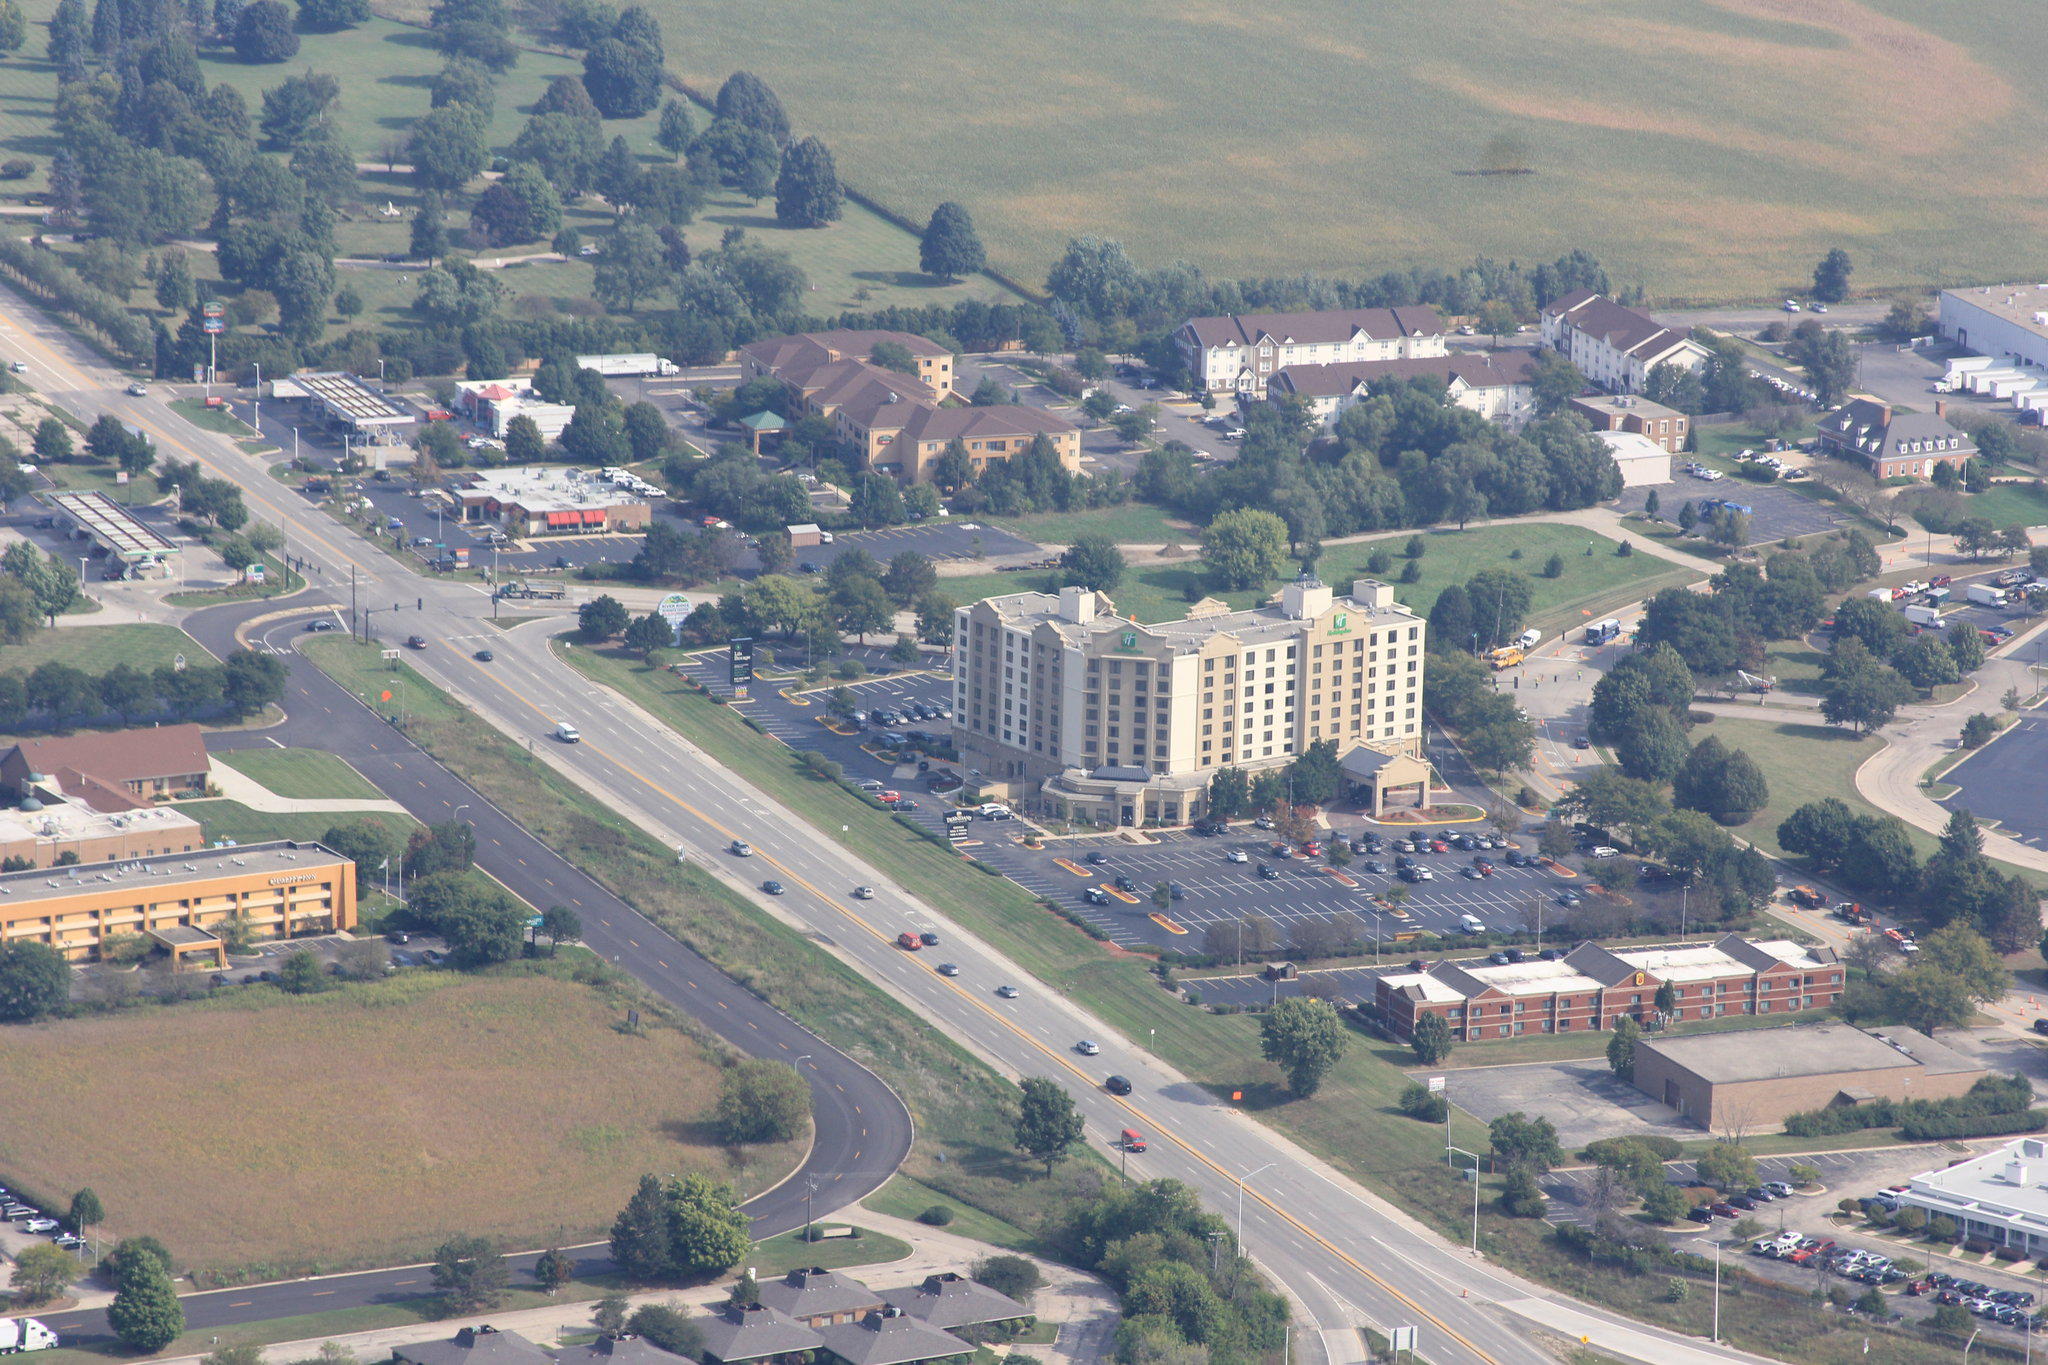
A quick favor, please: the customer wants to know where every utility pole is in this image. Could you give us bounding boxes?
[350,564,359,640]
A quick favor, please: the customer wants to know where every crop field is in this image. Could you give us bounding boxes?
[651,0,2048,302]
[0,969,801,1277]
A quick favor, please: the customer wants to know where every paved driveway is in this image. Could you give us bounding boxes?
[1445,1058,1699,1149]
[1617,476,1844,546]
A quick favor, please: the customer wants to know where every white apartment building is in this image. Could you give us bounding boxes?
[1176,307,1447,398]
[952,578,1428,827]
[1268,352,1538,427]
[1540,289,1708,394]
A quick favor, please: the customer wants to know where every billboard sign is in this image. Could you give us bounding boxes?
[728,636,754,687]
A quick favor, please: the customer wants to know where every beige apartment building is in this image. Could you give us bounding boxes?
[953,578,1428,827]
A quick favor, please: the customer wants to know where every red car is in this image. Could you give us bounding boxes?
[896,932,921,951]
[1429,838,1450,853]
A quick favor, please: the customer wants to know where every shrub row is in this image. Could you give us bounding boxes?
[1899,1110,2048,1142]
[0,237,152,362]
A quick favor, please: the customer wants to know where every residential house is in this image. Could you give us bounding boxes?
[1540,290,1708,393]
[556,1339,694,1365]
[1816,397,1977,480]
[1176,307,1447,398]
[1268,352,1538,427]
[1568,394,1690,454]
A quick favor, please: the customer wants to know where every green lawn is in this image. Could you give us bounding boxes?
[862,1173,1035,1252]
[986,504,1200,547]
[930,523,1695,633]
[216,748,386,801]
[1942,482,2048,530]
[748,1225,914,1278]
[626,0,2048,302]
[0,622,207,676]
[171,799,415,847]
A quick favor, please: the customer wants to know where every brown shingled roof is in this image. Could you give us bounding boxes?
[893,404,1078,445]
[1269,352,1536,399]
[1181,306,1444,351]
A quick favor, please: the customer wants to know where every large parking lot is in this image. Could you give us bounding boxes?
[790,521,1041,570]
[1942,712,2048,849]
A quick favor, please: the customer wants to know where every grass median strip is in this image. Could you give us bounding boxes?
[298,636,1101,1240]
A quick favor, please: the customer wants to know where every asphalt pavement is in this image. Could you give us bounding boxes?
[0,284,1780,1365]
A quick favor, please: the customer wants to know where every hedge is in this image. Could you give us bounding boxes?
[1899,1110,2048,1142]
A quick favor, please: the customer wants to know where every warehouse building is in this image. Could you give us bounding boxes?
[1632,1022,1983,1132]
[1938,284,2048,373]
[1595,430,1674,487]
[954,576,1428,827]
[0,840,356,966]
[1901,1136,2048,1258]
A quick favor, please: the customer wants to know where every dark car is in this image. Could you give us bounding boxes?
[1085,851,1112,865]
[919,930,940,946]
[1113,875,1136,892]
[1104,1074,1134,1096]
[1688,1206,1715,1223]
[1361,860,1388,874]
[797,561,819,573]
[762,880,785,895]
[1168,882,1186,900]
[474,648,494,661]
[1257,863,1279,880]
[2033,1018,2048,1037]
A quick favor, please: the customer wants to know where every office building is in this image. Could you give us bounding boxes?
[953,577,1429,827]
[1568,393,1690,454]
[0,840,356,966]
[1372,935,1843,1043]
[453,467,653,537]
[1901,1135,2048,1258]
[2,724,212,809]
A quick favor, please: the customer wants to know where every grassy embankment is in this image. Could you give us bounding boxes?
[299,634,1107,1241]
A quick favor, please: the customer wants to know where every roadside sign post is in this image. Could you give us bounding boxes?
[1389,1325,1418,1361]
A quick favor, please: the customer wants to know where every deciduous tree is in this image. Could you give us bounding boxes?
[1258,996,1346,1097]
[1015,1076,1084,1172]
[715,1058,810,1145]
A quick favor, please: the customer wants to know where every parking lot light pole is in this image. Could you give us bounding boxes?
[1236,1162,1274,1249]
[1692,1235,1722,1343]
[1964,1327,1981,1365]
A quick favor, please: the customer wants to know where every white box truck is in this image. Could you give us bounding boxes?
[1902,604,1944,628]
[1515,627,1541,650]
[1967,584,2009,607]
[575,354,680,378]
[0,1318,59,1352]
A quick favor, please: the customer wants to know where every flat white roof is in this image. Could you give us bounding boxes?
[0,801,199,845]
[1379,970,1463,1004]
[1906,1137,2048,1237]
[1457,959,1603,997]
[459,466,647,516]
[41,490,179,561]
[1596,430,1671,462]
[295,372,411,427]
[1942,284,2048,343]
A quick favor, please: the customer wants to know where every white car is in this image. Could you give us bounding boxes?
[1226,849,1249,864]
[1589,845,1620,858]
[1075,1039,1102,1056]
[852,885,875,899]
[125,383,148,397]
[22,1218,57,1234]
[1783,299,1801,312]
[1697,468,1723,481]
[729,840,753,857]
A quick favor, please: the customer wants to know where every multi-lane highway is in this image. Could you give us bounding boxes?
[0,286,1760,1365]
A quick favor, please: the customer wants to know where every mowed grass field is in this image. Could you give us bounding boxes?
[0,970,801,1277]
[216,747,385,800]
[0,1,1010,332]
[933,522,1694,628]
[647,0,2048,301]
[0,622,208,675]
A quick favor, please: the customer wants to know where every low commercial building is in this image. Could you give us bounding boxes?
[1595,430,1674,487]
[455,379,576,442]
[556,1337,693,1365]
[1901,1135,2048,1258]
[954,577,1428,827]
[813,1309,971,1365]
[394,1328,553,1365]
[756,1268,886,1328]
[695,1302,826,1365]
[1816,397,1976,481]
[1371,935,1843,1043]
[39,490,181,578]
[454,467,653,537]
[0,800,201,870]
[1633,1023,1984,1132]
[1540,290,1708,393]
[0,840,357,965]
[1938,284,2048,374]
[881,1272,1029,1331]
[1569,393,1690,454]
[2,724,212,809]
[1268,352,1537,427]
[1176,307,1448,398]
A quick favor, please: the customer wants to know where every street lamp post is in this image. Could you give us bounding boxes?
[1964,1327,1982,1365]
[1447,1146,1483,1254]
[1236,1162,1274,1249]
[1692,1235,1722,1343]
